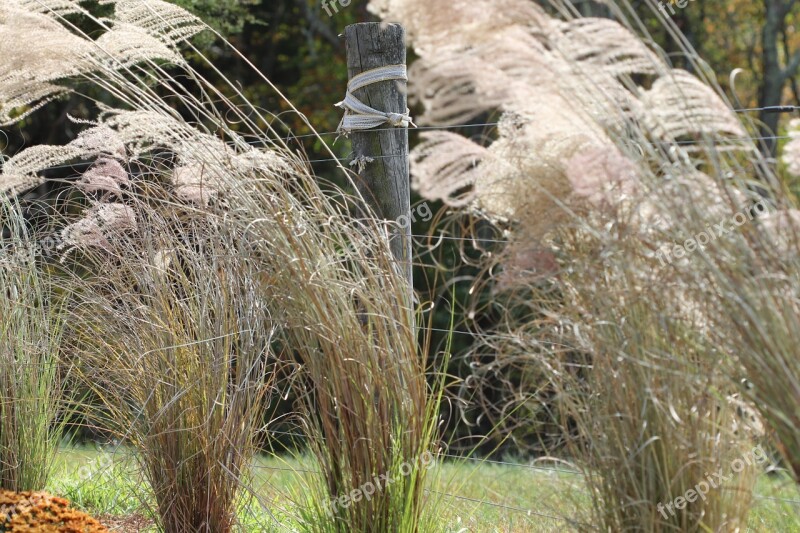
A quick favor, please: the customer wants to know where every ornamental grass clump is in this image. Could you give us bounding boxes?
[368,0,792,529]
[537,227,761,531]
[66,207,280,533]
[230,174,434,532]
[0,199,67,493]
[0,1,436,530]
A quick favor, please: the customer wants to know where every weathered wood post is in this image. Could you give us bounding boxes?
[341,23,413,301]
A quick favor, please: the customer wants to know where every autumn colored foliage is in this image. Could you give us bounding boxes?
[0,490,108,533]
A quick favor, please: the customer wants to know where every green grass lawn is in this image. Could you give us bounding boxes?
[46,446,800,532]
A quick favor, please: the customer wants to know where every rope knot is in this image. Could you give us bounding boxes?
[387,111,413,128]
[335,64,416,137]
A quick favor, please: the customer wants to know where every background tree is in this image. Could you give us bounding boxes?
[760,0,800,155]
[639,0,800,156]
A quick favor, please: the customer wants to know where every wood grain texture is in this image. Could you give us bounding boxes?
[344,22,412,290]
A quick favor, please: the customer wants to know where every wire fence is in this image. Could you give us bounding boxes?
[3,105,800,528]
[2,113,798,176]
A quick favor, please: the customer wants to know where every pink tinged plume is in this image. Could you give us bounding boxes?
[494,244,560,292]
[565,146,640,208]
[172,164,218,206]
[77,158,130,197]
[59,203,138,253]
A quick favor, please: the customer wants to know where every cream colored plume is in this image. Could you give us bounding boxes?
[759,208,800,258]
[101,0,205,44]
[72,125,127,160]
[368,0,551,53]
[93,24,183,67]
[639,70,746,142]
[101,109,220,158]
[59,202,138,252]
[552,18,664,77]
[410,132,489,206]
[12,0,87,17]
[0,0,206,196]
[0,6,95,125]
[1,122,128,194]
[369,0,749,232]
[409,28,552,125]
[0,174,45,197]
[0,0,199,130]
[474,104,618,225]
[169,147,294,206]
[2,145,85,179]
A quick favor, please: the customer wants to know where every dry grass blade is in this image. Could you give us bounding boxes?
[66,209,280,533]
[371,0,797,530]
[0,199,68,492]
[0,1,440,530]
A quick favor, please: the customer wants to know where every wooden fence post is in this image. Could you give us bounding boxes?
[343,23,413,301]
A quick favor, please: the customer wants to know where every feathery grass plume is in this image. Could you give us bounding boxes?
[0,0,186,193]
[0,173,43,198]
[640,69,748,142]
[0,4,93,128]
[104,0,207,44]
[58,202,137,253]
[76,158,130,197]
[0,0,191,128]
[171,164,218,205]
[409,131,489,206]
[371,0,793,527]
[0,1,437,530]
[11,0,87,17]
[0,199,68,492]
[375,0,753,228]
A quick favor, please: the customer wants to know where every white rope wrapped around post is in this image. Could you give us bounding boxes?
[335,64,416,136]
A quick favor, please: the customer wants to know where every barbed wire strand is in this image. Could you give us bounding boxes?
[272,104,800,141]
[4,112,800,515]
[425,488,576,524]
[3,125,796,175]
[440,453,580,475]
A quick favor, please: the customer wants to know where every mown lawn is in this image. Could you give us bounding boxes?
[46,446,800,532]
